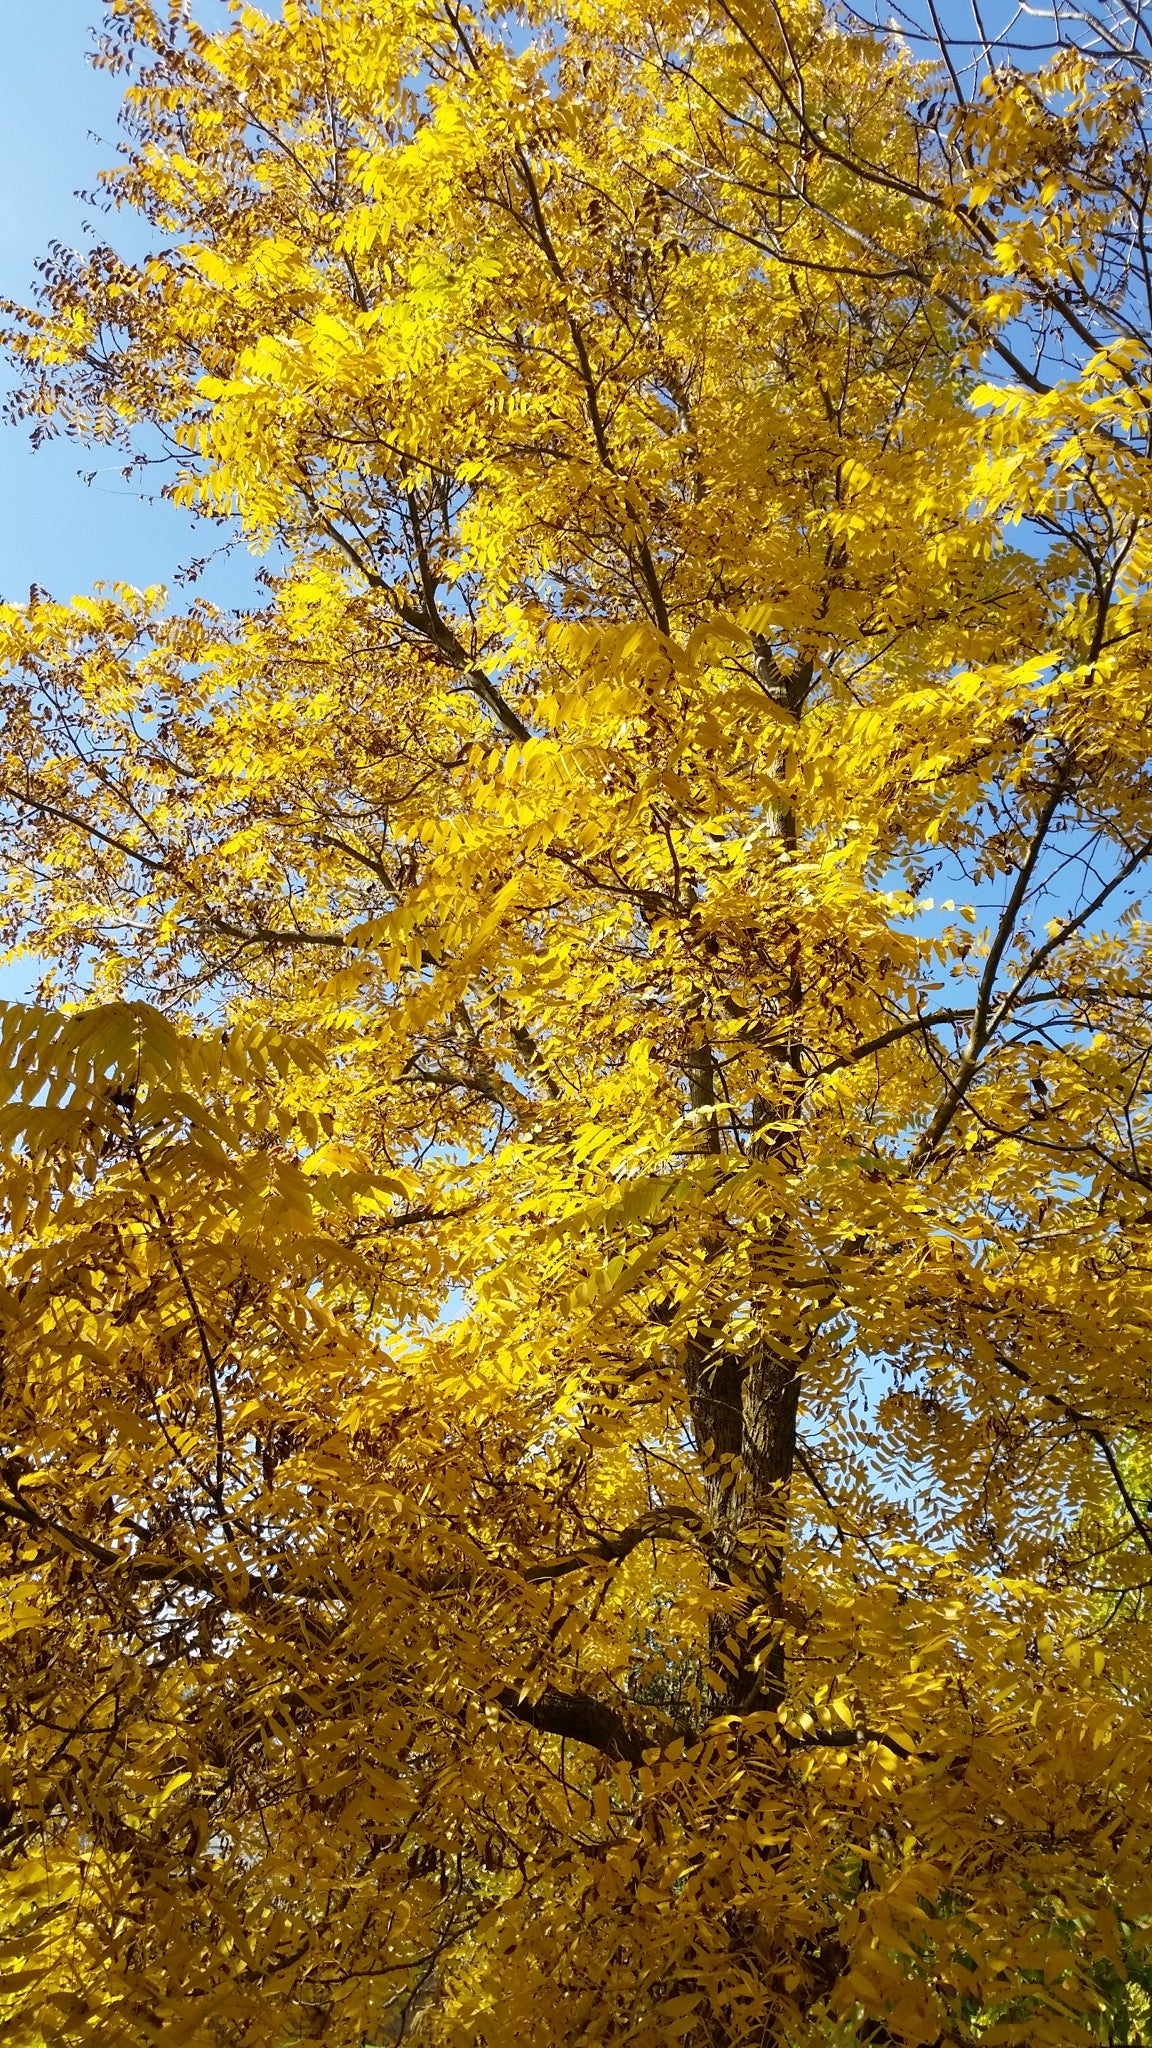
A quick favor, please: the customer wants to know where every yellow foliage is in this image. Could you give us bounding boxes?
[2,0,1152,2043]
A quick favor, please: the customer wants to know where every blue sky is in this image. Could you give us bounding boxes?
[0,0,258,607]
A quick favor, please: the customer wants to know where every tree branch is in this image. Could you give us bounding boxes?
[122,1115,229,1518]
[911,773,1071,1163]
[996,1353,1152,1561]
[496,1683,674,1765]
[522,1509,705,1583]
[307,501,532,744]
[0,1485,215,1593]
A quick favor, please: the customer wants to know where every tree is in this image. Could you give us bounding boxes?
[3,0,1152,2040]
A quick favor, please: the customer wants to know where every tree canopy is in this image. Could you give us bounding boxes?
[4,0,1152,2041]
